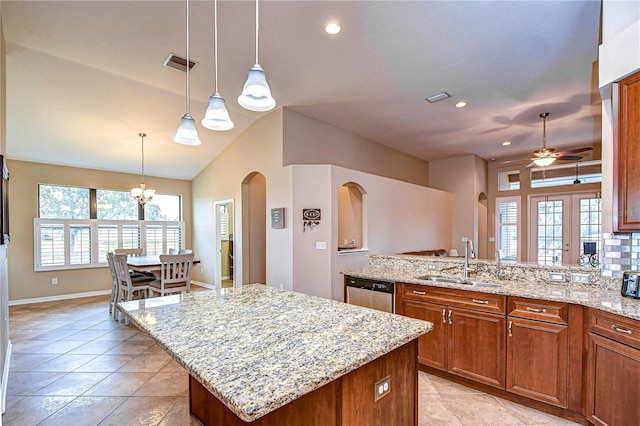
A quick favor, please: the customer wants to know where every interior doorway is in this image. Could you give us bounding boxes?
[215,199,234,289]
[242,172,266,285]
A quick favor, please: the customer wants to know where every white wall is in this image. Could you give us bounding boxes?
[0,5,9,413]
[428,154,487,256]
[192,109,294,290]
[599,0,640,233]
[290,165,453,301]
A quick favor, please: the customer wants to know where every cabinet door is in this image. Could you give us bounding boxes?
[614,70,640,231]
[506,317,568,408]
[402,298,448,370]
[447,307,506,389]
[587,332,640,426]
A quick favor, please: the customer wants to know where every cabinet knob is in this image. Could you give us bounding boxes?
[611,324,633,335]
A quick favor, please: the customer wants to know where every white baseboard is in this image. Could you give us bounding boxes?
[8,290,112,306]
[192,280,215,290]
[221,275,231,280]
[1,339,11,414]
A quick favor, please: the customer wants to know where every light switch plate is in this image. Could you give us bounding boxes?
[548,272,566,283]
[316,242,327,250]
[571,273,591,284]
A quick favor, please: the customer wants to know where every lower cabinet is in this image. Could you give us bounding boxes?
[587,309,640,426]
[397,283,506,389]
[506,297,569,408]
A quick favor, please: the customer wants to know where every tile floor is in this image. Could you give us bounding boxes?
[2,290,579,425]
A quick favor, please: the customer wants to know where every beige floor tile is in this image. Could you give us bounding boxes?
[141,344,169,356]
[419,393,463,426]
[133,372,189,397]
[38,396,126,426]
[159,359,186,373]
[27,340,86,355]
[53,319,105,330]
[83,372,155,397]
[10,339,52,354]
[65,329,112,341]
[418,371,438,395]
[88,320,123,331]
[158,397,201,426]
[497,397,580,425]
[74,354,135,373]
[97,396,179,426]
[33,372,110,396]
[104,339,154,355]
[4,394,26,409]
[66,339,122,355]
[9,353,59,371]
[0,395,75,425]
[95,329,140,341]
[440,393,524,425]
[9,328,49,341]
[6,371,66,395]
[428,373,484,395]
[117,353,171,373]
[32,354,97,372]
[28,328,80,341]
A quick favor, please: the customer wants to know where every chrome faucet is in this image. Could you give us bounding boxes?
[495,250,507,281]
[463,238,476,278]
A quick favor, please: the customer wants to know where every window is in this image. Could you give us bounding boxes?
[497,171,520,191]
[97,189,138,220]
[144,194,181,221]
[39,185,90,219]
[496,197,520,261]
[530,161,601,189]
[34,219,185,271]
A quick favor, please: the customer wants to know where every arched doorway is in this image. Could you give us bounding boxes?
[242,172,266,284]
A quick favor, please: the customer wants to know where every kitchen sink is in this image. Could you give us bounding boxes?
[415,275,503,288]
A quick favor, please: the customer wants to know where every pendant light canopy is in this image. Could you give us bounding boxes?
[238,0,276,112]
[202,0,234,131]
[174,0,202,146]
[131,133,156,205]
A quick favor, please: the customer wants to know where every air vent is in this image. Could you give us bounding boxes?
[425,91,451,103]
[163,53,198,72]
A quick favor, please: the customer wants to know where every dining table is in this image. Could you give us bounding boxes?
[127,255,200,278]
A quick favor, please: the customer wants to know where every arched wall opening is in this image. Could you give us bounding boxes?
[338,182,367,250]
[242,172,266,284]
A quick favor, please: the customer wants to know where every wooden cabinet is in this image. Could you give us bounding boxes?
[397,283,506,389]
[506,297,569,408]
[614,70,640,231]
[587,309,640,426]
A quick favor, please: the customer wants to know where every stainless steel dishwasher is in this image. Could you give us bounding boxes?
[345,276,395,313]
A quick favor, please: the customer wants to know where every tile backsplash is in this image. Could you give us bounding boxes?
[602,232,640,277]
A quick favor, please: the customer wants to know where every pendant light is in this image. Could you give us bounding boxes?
[174,0,202,146]
[238,0,276,112]
[202,0,234,131]
[131,133,156,205]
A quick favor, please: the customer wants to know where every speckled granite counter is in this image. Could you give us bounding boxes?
[118,284,432,422]
[345,255,640,321]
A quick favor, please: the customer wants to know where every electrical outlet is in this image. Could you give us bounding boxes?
[343,239,348,246]
[316,242,327,250]
[571,273,591,284]
[427,264,437,270]
[351,239,356,245]
[51,278,58,285]
[548,272,566,283]
[200,268,204,274]
[461,237,469,243]
[374,375,391,402]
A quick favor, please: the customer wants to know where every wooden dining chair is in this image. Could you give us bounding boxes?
[148,253,194,297]
[179,249,193,254]
[106,252,120,320]
[168,248,179,254]
[115,247,155,278]
[113,253,154,322]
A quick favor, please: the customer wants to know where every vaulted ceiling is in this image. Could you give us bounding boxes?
[2,1,601,180]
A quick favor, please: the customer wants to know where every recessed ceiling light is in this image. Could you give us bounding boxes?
[455,101,467,108]
[502,141,512,146]
[325,22,342,35]
[426,92,451,103]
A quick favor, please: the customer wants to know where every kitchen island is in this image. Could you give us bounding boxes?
[119,284,432,425]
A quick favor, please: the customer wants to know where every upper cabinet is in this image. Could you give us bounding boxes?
[614,70,640,231]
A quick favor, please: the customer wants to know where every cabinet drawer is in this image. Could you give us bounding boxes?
[589,309,640,350]
[400,283,505,314]
[508,297,568,325]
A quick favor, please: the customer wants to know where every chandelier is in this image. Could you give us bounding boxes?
[131,133,155,205]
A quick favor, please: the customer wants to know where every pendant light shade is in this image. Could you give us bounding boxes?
[174,0,201,146]
[238,64,276,112]
[239,0,276,112]
[202,0,234,131]
[174,113,201,146]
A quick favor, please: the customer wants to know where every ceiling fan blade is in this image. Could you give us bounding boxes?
[525,161,536,168]
[555,155,583,161]
[555,147,593,156]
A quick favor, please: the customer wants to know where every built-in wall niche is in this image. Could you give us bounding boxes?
[338,182,366,251]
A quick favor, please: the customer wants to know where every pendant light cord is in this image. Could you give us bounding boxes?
[186,0,191,115]
[542,115,546,151]
[139,133,146,185]
[214,0,219,93]
[255,0,259,64]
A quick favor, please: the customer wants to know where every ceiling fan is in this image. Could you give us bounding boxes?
[526,112,593,168]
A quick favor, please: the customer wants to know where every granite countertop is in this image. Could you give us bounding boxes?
[118,284,432,422]
[345,266,640,321]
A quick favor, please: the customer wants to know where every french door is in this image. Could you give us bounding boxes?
[529,193,601,266]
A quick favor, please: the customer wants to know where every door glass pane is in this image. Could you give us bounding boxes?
[579,198,602,256]
[537,200,563,266]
